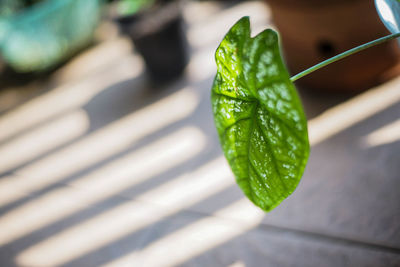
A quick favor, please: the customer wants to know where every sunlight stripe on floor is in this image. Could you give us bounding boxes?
[308,76,400,146]
[15,157,235,267]
[103,199,263,267]
[136,157,232,207]
[361,118,400,148]
[0,110,89,174]
[0,127,204,246]
[0,55,142,143]
[52,37,133,84]
[0,88,199,208]
[186,1,271,48]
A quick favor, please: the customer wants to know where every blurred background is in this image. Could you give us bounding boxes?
[0,0,399,266]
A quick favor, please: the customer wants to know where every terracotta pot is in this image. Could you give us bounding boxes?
[266,0,400,92]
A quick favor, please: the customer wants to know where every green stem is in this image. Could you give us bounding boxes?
[290,32,400,83]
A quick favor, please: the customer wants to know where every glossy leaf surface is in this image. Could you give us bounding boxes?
[375,0,400,34]
[211,17,309,212]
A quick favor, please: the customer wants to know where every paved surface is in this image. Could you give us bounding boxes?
[0,1,400,266]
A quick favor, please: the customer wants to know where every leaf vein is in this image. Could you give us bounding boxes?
[254,115,289,193]
[222,116,252,137]
[248,158,271,195]
[213,92,255,103]
[245,102,259,202]
[263,108,304,142]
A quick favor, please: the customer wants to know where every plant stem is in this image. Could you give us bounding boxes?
[290,32,400,83]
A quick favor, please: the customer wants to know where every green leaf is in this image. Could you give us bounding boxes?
[211,17,309,212]
[0,0,103,72]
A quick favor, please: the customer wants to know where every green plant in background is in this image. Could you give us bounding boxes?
[116,0,154,16]
[376,0,400,36]
[0,0,43,17]
[0,0,25,17]
[211,0,400,212]
[0,0,103,72]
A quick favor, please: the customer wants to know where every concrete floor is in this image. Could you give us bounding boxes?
[0,1,400,266]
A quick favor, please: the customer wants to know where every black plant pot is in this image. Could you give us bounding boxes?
[117,1,188,84]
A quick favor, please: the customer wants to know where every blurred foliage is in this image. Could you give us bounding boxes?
[0,0,104,72]
[116,0,155,16]
[375,0,400,34]
[0,0,45,17]
[0,0,24,17]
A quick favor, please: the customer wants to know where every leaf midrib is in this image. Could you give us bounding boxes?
[245,100,290,203]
